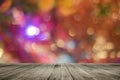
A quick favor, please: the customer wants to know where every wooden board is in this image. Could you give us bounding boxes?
[0,63,120,80]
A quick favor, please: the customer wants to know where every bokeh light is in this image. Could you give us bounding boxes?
[0,48,4,58]
[56,39,65,48]
[26,25,40,36]
[0,0,120,63]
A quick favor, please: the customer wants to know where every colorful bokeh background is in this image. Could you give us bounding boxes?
[0,0,120,63]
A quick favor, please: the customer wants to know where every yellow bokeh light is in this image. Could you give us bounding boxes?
[58,0,78,16]
[69,30,76,37]
[38,0,55,13]
[87,27,95,35]
[97,51,108,59]
[96,36,106,44]
[0,48,4,58]
[56,39,65,48]
[105,42,114,50]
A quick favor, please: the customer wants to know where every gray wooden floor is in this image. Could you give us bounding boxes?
[0,63,120,80]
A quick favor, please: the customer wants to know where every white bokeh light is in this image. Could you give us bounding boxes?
[26,25,40,36]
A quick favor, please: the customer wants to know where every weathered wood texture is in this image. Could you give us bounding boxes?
[0,63,120,80]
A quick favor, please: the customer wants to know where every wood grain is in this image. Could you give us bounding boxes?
[0,63,120,80]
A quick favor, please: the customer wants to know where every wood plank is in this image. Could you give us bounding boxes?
[0,64,119,80]
[61,64,73,80]
[48,64,61,80]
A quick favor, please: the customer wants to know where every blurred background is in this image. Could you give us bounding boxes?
[0,0,120,63]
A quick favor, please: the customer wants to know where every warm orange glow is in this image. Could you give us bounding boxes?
[0,0,12,12]
[38,0,55,13]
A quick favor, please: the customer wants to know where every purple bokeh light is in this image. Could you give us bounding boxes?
[26,25,40,36]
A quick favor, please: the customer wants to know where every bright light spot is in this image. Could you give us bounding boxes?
[87,27,95,35]
[26,25,40,36]
[93,43,106,52]
[105,42,114,50]
[94,51,107,61]
[69,30,76,37]
[97,51,107,59]
[0,48,4,58]
[96,36,106,44]
[56,39,65,48]
[93,36,107,51]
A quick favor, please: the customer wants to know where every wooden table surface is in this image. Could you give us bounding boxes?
[0,63,120,80]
